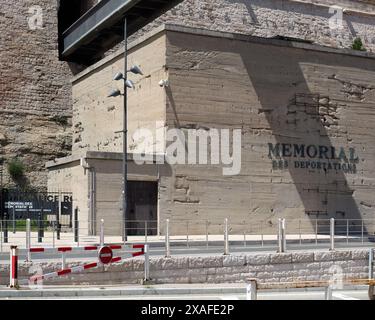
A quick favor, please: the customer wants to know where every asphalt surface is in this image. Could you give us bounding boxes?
[0,242,373,263]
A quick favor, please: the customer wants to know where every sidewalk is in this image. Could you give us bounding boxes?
[0,283,368,299]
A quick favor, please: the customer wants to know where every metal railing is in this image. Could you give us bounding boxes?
[0,217,374,255]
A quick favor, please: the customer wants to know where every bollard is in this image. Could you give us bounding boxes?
[100,219,105,247]
[165,219,170,257]
[329,218,335,251]
[26,219,31,262]
[61,251,66,270]
[224,218,230,255]
[325,285,333,300]
[277,218,287,253]
[246,279,258,300]
[9,246,19,289]
[144,244,150,282]
[74,207,79,244]
[4,212,8,244]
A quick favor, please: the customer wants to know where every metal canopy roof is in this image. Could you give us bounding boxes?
[61,0,183,64]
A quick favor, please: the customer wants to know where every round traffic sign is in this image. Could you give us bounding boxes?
[98,246,113,265]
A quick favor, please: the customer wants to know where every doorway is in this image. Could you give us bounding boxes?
[126,181,158,236]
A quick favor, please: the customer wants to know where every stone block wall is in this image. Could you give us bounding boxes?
[0,249,370,286]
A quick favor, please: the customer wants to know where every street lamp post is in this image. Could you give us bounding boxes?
[108,18,142,243]
[123,17,128,243]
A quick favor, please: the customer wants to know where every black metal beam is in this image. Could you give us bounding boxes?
[60,0,184,65]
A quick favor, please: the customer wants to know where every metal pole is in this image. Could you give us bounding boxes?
[206,220,209,249]
[61,252,66,270]
[224,218,229,255]
[346,219,349,244]
[38,211,42,243]
[186,221,189,248]
[4,211,8,244]
[100,219,104,247]
[315,219,318,245]
[282,218,286,252]
[361,220,364,244]
[122,17,128,243]
[369,248,374,280]
[144,244,150,282]
[41,207,44,238]
[278,218,283,253]
[165,219,170,257]
[26,219,31,262]
[330,218,335,251]
[299,219,302,245]
[52,220,55,248]
[74,207,79,244]
[0,221,2,253]
[12,206,16,234]
[145,220,148,244]
[246,279,258,300]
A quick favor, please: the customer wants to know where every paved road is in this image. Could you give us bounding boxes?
[0,242,373,262]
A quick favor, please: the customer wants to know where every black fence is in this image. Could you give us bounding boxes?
[0,189,73,227]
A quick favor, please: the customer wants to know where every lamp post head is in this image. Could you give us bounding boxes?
[125,80,135,89]
[113,72,125,81]
[107,89,122,98]
[129,65,143,75]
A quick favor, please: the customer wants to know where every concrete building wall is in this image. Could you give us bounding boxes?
[2,0,375,189]
[48,26,375,236]
[47,157,88,231]
[71,32,168,156]
[162,27,375,233]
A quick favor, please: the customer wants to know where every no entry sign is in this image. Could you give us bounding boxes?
[98,246,113,265]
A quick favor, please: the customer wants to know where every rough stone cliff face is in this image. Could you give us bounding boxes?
[1,0,374,189]
[0,0,73,188]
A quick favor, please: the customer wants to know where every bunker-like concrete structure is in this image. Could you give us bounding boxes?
[47,25,375,236]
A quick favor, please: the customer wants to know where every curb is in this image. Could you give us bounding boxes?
[0,287,245,298]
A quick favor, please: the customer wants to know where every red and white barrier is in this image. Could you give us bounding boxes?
[27,244,144,255]
[9,246,18,288]
[10,244,145,288]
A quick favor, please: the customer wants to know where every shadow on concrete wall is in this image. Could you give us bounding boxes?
[237,39,374,234]
[167,30,375,234]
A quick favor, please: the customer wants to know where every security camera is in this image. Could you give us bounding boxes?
[159,80,169,87]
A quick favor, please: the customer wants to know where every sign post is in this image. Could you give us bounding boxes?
[98,246,113,265]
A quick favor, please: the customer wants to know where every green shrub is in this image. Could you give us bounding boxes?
[351,38,366,51]
[7,159,25,179]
